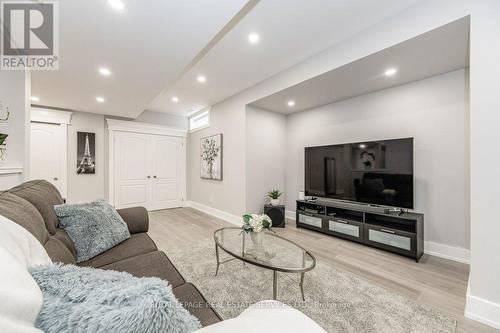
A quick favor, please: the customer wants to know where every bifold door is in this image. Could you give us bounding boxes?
[150,135,184,210]
[113,131,185,210]
[114,131,151,209]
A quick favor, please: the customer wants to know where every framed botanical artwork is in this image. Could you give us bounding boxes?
[200,134,222,180]
[76,132,96,174]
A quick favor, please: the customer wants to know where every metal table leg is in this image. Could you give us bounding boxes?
[242,232,246,265]
[273,270,278,300]
[300,272,305,301]
[215,243,220,276]
[300,250,306,301]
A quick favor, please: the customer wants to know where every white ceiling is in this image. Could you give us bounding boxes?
[249,17,470,114]
[149,0,421,116]
[31,0,247,118]
[31,0,427,118]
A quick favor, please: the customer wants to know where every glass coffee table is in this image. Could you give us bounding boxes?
[213,227,316,300]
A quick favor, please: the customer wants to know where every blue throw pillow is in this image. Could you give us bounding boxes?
[54,199,131,262]
[30,263,201,333]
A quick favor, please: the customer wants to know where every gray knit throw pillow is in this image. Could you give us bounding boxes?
[54,199,130,262]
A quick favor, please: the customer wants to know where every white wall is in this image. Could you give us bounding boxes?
[185,1,499,327]
[286,69,469,250]
[186,2,476,221]
[135,110,188,130]
[67,112,105,203]
[187,97,246,216]
[0,71,30,189]
[245,106,286,213]
[466,0,500,326]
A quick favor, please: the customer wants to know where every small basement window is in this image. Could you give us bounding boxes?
[189,108,210,132]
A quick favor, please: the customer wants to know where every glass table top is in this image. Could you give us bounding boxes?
[214,228,316,272]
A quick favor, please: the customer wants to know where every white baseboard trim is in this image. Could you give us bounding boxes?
[286,209,469,264]
[424,241,470,264]
[465,290,500,330]
[184,200,242,226]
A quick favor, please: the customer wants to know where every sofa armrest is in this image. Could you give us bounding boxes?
[116,207,149,234]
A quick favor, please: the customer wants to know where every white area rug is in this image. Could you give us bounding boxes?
[167,241,456,333]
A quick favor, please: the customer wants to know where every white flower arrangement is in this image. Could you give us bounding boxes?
[242,213,273,233]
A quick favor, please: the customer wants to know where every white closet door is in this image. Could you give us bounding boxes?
[30,122,67,197]
[114,131,151,209]
[150,135,184,210]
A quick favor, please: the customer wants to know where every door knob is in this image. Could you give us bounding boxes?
[153,176,157,178]
[147,176,151,178]
[53,177,58,181]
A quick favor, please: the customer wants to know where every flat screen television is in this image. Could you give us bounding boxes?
[304,138,414,209]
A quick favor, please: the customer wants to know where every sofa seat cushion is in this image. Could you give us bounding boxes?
[52,229,76,258]
[172,283,221,327]
[78,233,157,268]
[9,180,64,235]
[100,251,185,288]
[44,237,76,265]
[0,192,49,244]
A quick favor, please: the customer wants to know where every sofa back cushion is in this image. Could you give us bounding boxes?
[9,180,64,235]
[0,192,49,244]
[0,191,76,264]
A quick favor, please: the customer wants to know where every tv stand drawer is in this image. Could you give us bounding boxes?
[364,224,416,256]
[298,213,323,228]
[328,218,363,241]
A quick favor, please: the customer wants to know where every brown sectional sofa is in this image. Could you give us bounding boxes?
[0,180,221,327]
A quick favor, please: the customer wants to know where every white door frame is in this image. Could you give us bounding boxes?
[30,108,72,198]
[106,119,187,208]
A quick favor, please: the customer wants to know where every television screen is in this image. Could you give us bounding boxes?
[304,138,414,209]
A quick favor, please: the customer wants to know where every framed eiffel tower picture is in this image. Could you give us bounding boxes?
[76,132,96,174]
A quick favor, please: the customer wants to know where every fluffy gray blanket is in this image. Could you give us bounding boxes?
[30,264,201,333]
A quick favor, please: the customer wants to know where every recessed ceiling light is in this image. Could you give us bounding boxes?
[248,33,260,44]
[172,96,179,103]
[287,100,295,107]
[108,0,125,11]
[96,97,105,103]
[359,144,367,149]
[384,68,398,76]
[197,75,206,83]
[30,96,40,102]
[99,67,111,76]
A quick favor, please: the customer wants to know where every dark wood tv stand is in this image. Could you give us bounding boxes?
[296,199,424,262]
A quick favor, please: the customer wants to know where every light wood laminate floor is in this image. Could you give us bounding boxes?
[148,207,498,333]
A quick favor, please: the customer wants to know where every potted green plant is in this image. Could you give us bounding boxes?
[268,189,282,206]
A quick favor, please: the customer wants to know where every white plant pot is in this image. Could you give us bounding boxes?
[249,231,276,260]
[250,231,263,246]
[270,199,280,206]
[249,232,265,258]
